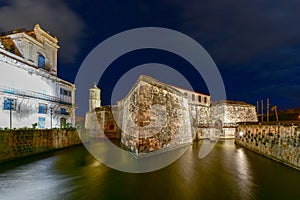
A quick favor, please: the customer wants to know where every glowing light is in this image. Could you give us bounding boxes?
[239,131,244,137]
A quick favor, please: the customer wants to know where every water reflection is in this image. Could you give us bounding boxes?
[0,140,300,200]
[235,148,253,199]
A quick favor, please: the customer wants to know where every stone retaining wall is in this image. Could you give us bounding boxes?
[235,122,300,170]
[0,129,82,163]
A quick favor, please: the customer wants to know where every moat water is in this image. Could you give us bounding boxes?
[1,140,300,200]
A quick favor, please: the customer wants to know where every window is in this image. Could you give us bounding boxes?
[60,88,72,103]
[3,98,16,110]
[60,108,67,115]
[192,94,195,101]
[198,95,201,103]
[184,92,188,97]
[60,88,72,96]
[38,54,45,68]
[38,103,47,114]
[204,97,207,104]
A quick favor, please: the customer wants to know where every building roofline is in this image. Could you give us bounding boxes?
[0,48,74,88]
[121,75,186,102]
[0,24,59,48]
[213,100,256,107]
[170,85,210,97]
[33,24,59,48]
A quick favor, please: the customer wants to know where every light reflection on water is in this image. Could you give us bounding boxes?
[235,148,253,199]
[0,140,300,200]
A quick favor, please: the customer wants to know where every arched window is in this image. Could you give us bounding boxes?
[38,54,45,68]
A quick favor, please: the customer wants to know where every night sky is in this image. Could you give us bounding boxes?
[1,0,300,115]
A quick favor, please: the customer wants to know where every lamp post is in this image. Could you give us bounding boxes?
[9,99,12,129]
[50,107,53,128]
[8,98,15,129]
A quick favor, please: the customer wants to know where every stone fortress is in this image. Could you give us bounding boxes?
[85,75,258,156]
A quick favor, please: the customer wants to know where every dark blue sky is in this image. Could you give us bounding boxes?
[1,0,300,114]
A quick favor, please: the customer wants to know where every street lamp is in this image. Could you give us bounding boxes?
[50,107,53,128]
[9,99,12,129]
[8,98,15,129]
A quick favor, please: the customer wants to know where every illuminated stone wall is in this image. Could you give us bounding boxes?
[211,101,257,124]
[209,101,258,138]
[121,76,192,156]
[85,106,121,139]
[0,129,82,163]
[85,76,259,146]
[236,123,300,170]
[189,105,210,139]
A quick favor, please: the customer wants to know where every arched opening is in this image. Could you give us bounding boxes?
[214,119,223,130]
[60,117,66,128]
[214,119,223,137]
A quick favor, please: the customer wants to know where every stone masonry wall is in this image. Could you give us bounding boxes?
[0,129,82,163]
[235,123,300,170]
[121,76,192,156]
[210,102,258,138]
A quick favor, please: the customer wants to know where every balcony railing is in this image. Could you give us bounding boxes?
[0,86,72,106]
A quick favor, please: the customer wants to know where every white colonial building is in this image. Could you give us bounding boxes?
[0,24,75,129]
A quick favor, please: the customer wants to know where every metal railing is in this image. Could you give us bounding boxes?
[0,86,72,106]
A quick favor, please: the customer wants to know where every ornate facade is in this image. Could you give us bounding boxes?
[0,24,75,128]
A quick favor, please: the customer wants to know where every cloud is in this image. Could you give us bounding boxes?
[173,0,300,65]
[0,0,85,63]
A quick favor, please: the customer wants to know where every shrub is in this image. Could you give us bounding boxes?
[32,123,38,129]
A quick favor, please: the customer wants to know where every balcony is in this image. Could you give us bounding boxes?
[0,86,73,106]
